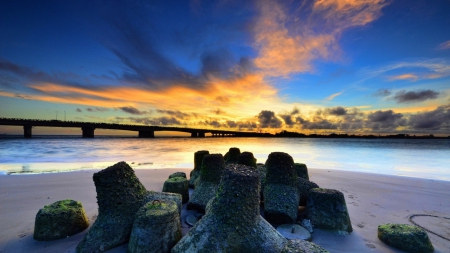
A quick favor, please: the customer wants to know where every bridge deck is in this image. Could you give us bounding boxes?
[0,118,266,138]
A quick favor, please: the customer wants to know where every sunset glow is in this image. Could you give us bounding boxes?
[1,0,449,135]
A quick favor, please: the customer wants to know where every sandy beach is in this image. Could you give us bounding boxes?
[0,168,449,253]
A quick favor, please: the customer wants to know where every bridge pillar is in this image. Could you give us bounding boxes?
[139,130,154,138]
[191,132,198,138]
[82,127,95,138]
[23,125,32,138]
[198,132,205,138]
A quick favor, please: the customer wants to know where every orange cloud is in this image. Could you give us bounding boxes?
[313,0,387,29]
[253,0,388,77]
[389,73,419,82]
[25,73,279,121]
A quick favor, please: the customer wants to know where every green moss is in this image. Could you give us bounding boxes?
[43,199,82,213]
[169,172,186,179]
[282,239,329,253]
[378,224,434,253]
[166,176,186,183]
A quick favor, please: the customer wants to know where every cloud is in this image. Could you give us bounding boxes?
[325,91,343,101]
[14,93,31,100]
[393,90,440,103]
[388,73,418,82]
[372,89,391,97]
[253,0,388,77]
[130,116,181,126]
[118,106,148,115]
[258,110,282,128]
[279,114,295,126]
[363,59,450,82]
[86,107,109,112]
[212,108,225,115]
[366,110,404,130]
[225,120,258,130]
[438,40,450,50]
[156,109,190,119]
[408,104,450,130]
[325,106,347,116]
[297,117,338,130]
[290,107,300,115]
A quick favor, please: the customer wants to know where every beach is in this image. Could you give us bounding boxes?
[1,168,449,253]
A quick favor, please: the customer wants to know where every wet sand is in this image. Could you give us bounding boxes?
[0,168,449,253]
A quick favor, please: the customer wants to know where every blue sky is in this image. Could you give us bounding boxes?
[1,0,450,135]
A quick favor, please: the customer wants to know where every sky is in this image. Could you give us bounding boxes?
[1,0,450,136]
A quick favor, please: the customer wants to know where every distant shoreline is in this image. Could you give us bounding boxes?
[1,133,449,139]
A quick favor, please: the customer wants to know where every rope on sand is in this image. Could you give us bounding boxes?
[408,214,450,241]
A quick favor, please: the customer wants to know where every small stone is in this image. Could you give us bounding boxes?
[185,215,199,227]
[277,224,311,241]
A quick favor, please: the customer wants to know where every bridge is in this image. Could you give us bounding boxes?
[0,118,268,138]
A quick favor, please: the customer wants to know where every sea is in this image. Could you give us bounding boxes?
[0,136,449,181]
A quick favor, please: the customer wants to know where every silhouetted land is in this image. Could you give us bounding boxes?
[273,130,449,139]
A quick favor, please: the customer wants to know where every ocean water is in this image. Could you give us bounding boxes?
[0,136,449,181]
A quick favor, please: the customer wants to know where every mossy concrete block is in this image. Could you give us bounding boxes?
[281,239,329,253]
[77,161,148,253]
[189,150,209,188]
[237,151,257,168]
[297,177,319,206]
[163,177,189,204]
[378,223,434,253]
[258,164,268,201]
[294,163,309,181]
[265,152,297,187]
[186,181,218,212]
[172,164,287,253]
[128,200,181,253]
[224,147,240,165]
[199,153,224,184]
[306,188,352,233]
[145,191,182,218]
[169,172,186,179]
[34,199,89,241]
[264,184,299,224]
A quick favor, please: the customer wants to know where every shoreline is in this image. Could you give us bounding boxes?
[0,168,449,252]
[2,166,450,184]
